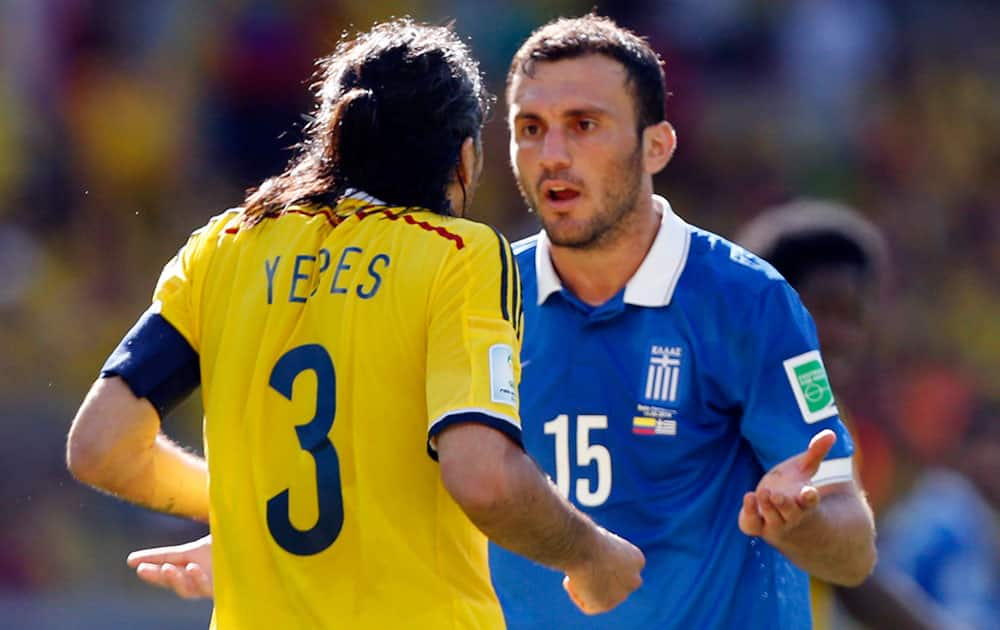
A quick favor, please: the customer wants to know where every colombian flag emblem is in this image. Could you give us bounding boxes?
[632,416,677,436]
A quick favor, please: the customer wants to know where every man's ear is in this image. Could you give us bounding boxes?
[457,136,478,188]
[451,136,481,215]
[642,121,676,175]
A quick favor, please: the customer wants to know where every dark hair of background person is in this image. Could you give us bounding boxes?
[242,18,492,225]
[736,199,889,291]
[507,14,666,135]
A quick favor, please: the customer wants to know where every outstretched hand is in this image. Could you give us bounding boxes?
[738,430,836,543]
[126,534,214,599]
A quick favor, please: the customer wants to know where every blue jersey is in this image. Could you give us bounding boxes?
[489,196,855,629]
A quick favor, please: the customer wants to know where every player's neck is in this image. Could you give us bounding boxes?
[549,197,660,306]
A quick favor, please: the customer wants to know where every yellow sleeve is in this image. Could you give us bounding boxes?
[152,209,238,351]
[425,225,523,452]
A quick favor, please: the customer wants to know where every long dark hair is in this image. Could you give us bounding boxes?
[242,19,491,226]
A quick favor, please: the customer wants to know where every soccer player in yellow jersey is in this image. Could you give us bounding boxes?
[66,19,644,629]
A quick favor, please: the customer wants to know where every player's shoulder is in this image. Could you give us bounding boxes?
[684,224,787,298]
[181,208,243,257]
[191,208,242,238]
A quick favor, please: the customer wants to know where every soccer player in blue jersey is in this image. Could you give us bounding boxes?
[487,15,876,629]
[124,14,876,629]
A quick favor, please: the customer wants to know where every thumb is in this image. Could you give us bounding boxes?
[562,576,589,613]
[799,429,836,477]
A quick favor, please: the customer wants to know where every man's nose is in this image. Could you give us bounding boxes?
[539,128,571,172]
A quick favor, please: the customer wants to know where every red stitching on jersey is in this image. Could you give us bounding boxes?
[224,208,343,234]
[284,207,343,228]
[227,205,465,249]
[354,207,465,250]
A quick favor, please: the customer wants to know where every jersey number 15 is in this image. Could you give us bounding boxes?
[544,414,612,507]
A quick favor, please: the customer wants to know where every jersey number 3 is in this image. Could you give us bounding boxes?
[267,344,344,555]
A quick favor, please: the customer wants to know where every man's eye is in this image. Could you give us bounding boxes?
[522,124,540,136]
[578,120,596,131]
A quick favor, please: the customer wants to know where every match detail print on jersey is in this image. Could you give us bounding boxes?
[489,344,517,407]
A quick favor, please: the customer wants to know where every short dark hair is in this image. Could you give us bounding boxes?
[735,199,889,290]
[243,19,491,224]
[507,15,666,133]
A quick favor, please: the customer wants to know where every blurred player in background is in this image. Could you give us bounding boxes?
[65,18,643,629]
[123,14,877,629]
[738,200,958,630]
[878,397,1000,630]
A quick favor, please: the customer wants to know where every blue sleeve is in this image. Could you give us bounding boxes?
[739,282,854,480]
[100,306,200,418]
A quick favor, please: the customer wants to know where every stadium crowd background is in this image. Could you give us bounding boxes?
[1,0,996,627]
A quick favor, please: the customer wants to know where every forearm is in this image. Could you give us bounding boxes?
[466,447,597,572]
[773,490,875,585]
[74,428,209,521]
[67,377,210,521]
[123,433,209,521]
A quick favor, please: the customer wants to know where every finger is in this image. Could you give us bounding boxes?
[797,485,820,511]
[738,492,764,536]
[185,563,213,598]
[799,430,837,477]
[562,576,592,614]
[169,563,207,599]
[162,562,197,599]
[135,562,171,588]
[768,491,803,524]
[756,489,786,527]
[127,546,191,568]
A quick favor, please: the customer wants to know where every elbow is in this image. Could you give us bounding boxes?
[838,529,879,587]
[850,541,879,587]
[440,452,518,525]
[66,422,108,487]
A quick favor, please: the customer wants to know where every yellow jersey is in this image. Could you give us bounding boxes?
[152,193,523,629]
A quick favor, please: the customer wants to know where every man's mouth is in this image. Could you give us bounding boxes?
[541,181,582,203]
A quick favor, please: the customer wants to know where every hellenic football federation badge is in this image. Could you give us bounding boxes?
[783,350,838,423]
[643,344,683,403]
[634,344,684,436]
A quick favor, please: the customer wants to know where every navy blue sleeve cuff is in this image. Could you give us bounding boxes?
[426,411,524,461]
[100,307,200,418]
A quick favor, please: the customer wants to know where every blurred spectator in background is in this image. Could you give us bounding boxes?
[736,200,962,629]
[878,398,1000,630]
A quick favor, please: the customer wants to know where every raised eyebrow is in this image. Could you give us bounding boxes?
[512,112,542,124]
[564,107,610,120]
[512,107,609,123]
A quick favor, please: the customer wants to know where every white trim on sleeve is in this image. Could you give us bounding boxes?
[810,457,854,487]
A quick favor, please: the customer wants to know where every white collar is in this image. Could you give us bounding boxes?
[534,194,691,307]
[343,188,386,205]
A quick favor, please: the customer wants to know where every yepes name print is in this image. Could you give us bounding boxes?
[264,246,390,304]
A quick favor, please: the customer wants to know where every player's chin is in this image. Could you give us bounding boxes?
[541,220,595,248]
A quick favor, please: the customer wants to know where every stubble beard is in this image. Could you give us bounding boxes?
[517,143,644,251]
